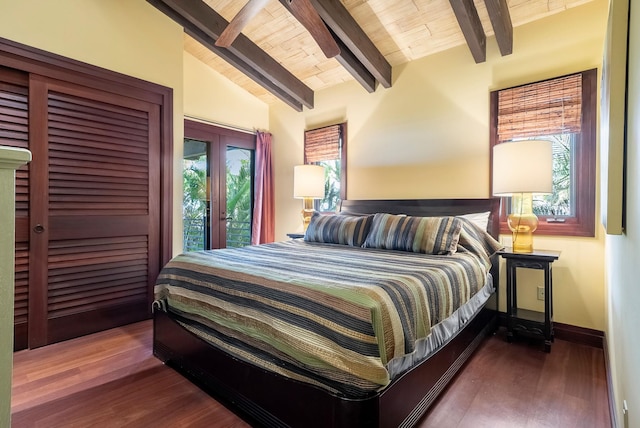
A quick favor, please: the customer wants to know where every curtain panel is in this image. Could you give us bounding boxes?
[251,131,275,244]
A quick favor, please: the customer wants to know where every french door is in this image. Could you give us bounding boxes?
[183,119,255,251]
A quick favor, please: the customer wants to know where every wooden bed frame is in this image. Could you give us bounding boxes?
[153,198,501,427]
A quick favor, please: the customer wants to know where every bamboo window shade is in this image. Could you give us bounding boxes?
[304,124,342,163]
[497,73,582,142]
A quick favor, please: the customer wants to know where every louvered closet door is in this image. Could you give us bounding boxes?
[28,75,160,347]
[0,67,30,350]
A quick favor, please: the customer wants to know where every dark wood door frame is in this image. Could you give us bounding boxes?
[184,119,255,249]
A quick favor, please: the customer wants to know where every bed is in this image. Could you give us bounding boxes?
[153,198,502,427]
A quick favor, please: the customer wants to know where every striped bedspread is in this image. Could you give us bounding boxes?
[154,238,494,398]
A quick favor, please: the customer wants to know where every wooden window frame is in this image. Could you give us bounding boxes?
[304,122,347,203]
[490,69,597,237]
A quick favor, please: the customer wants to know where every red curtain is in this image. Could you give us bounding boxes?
[251,131,275,244]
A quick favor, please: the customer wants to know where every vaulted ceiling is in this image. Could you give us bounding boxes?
[149,0,594,111]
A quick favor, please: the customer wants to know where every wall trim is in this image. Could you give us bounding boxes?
[498,314,604,348]
[553,322,604,348]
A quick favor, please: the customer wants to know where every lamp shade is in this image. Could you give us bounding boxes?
[293,164,325,199]
[492,140,553,195]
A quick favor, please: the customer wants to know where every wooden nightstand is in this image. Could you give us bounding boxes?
[286,233,304,239]
[497,248,561,352]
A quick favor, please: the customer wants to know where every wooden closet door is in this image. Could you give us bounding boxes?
[0,67,30,350]
[28,75,160,347]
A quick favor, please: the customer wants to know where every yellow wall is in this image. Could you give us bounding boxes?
[183,51,268,131]
[607,0,640,425]
[270,0,608,330]
[0,1,183,93]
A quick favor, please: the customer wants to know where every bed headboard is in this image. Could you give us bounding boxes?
[339,198,501,240]
[340,199,502,303]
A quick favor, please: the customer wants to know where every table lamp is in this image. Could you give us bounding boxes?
[293,164,325,231]
[493,140,553,253]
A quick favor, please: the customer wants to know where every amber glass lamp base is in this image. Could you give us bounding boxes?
[507,193,539,253]
[301,197,314,231]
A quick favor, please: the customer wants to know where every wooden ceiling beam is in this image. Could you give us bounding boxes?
[330,29,377,93]
[147,0,313,111]
[283,0,340,58]
[449,0,486,63]
[484,0,513,56]
[304,0,392,88]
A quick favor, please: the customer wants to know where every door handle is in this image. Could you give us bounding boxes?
[33,224,45,234]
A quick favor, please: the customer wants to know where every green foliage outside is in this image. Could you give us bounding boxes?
[225,154,253,247]
[315,159,341,212]
[183,157,207,252]
[532,134,573,216]
[183,150,253,252]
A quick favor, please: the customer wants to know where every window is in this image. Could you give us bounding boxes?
[304,122,347,212]
[490,69,596,237]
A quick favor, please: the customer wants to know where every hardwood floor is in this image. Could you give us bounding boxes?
[420,330,611,428]
[11,321,610,428]
[11,321,249,428]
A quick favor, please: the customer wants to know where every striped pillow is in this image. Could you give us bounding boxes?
[304,212,373,246]
[363,213,462,255]
[456,218,504,267]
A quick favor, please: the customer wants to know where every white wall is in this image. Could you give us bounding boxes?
[606,0,640,425]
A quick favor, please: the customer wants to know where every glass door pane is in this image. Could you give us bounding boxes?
[225,147,254,247]
[182,138,209,252]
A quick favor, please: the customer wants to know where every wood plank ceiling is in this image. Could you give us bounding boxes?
[149,0,595,111]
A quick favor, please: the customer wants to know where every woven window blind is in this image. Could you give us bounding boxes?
[497,73,582,142]
[304,124,342,163]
